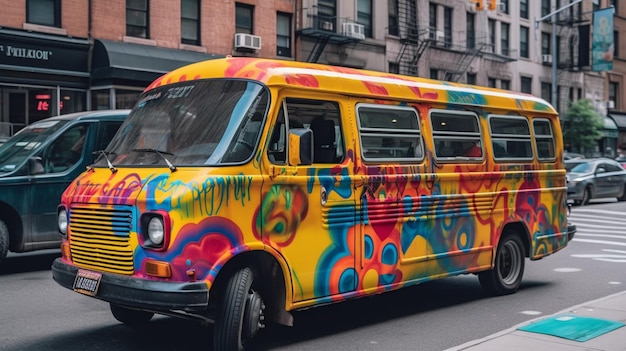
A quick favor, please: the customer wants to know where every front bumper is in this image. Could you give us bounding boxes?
[567,222,576,242]
[52,258,209,312]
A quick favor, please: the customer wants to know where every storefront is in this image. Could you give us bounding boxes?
[0,28,90,139]
[90,39,223,110]
[599,116,619,157]
[608,113,626,152]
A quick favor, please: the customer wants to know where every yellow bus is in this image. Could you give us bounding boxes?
[52,57,575,350]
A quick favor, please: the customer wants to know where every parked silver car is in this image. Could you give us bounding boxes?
[566,158,626,205]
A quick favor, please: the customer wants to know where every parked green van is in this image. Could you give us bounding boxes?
[0,110,129,265]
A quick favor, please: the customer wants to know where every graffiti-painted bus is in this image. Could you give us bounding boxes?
[52,57,575,350]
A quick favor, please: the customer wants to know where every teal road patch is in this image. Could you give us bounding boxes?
[518,314,625,342]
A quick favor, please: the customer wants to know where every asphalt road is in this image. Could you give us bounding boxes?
[0,198,624,351]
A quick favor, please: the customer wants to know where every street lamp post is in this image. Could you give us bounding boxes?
[535,0,583,109]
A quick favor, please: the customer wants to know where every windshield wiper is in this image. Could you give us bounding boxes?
[93,150,117,173]
[132,148,177,172]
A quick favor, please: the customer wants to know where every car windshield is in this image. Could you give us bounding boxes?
[0,119,69,172]
[95,79,269,168]
[569,162,593,173]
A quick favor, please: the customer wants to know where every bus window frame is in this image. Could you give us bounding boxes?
[355,103,424,163]
[429,109,483,162]
[532,118,557,162]
[488,114,534,162]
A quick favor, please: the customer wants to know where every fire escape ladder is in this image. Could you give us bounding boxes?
[444,44,485,82]
[307,35,330,63]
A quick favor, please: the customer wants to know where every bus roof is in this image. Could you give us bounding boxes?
[146,57,557,115]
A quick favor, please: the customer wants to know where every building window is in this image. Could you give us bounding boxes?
[181,0,200,45]
[609,82,619,109]
[541,0,550,17]
[500,0,509,14]
[27,0,61,27]
[126,0,149,38]
[541,32,550,55]
[520,0,529,19]
[467,73,476,85]
[277,12,291,57]
[236,3,254,34]
[467,13,475,49]
[429,3,437,38]
[488,78,496,88]
[430,69,439,80]
[388,0,399,36]
[357,0,372,38]
[541,82,551,104]
[520,26,529,58]
[501,80,510,90]
[443,7,452,48]
[318,0,337,30]
[488,19,496,52]
[389,62,399,74]
[501,22,510,56]
[521,77,532,94]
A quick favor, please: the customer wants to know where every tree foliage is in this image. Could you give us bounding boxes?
[562,99,604,150]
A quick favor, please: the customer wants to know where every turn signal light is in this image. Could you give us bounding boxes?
[61,242,71,260]
[145,260,172,278]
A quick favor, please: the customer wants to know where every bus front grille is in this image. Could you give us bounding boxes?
[68,204,134,275]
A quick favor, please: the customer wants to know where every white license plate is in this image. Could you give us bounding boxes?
[73,269,102,296]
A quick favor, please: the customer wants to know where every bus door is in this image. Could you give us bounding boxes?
[264,97,356,303]
[355,104,430,290]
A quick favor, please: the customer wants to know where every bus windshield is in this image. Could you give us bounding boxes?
[97,79,268,167]
[0,119,68,172]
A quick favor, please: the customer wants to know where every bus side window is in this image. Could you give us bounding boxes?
[267,110,287,164]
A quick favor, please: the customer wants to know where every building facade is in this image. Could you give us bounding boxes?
[0,0,622,152]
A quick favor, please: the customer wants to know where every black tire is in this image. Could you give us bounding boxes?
[214,267,265,351]
[110,303,154,326]
[618,184,626,202]
[0,220,8,265]
[479,233,525,296]
[581,187,592,206]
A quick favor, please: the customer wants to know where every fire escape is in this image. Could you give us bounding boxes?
[298,8,364,63]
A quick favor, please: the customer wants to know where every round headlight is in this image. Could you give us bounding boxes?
[147,217,164,245]
[58,209,68,235]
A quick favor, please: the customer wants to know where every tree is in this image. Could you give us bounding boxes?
[562,99,604,152]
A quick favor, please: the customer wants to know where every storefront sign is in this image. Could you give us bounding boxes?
[0,32,89,73]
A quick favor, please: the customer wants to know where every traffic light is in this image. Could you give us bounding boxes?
[473,0,485,10]
[488,0,498,11]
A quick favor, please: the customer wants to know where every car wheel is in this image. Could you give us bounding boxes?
[0,220,9,265]
[618,184,626,202]
[110,303,154,326]
[581,186,592,206]
[479,232,525,296]
[214,267,265,351]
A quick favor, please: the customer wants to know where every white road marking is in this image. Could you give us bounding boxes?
[554,267,581,272]
[571,209,626,216]
[609,282,622,285]
[572,238,626,246]
[520,311,542,315]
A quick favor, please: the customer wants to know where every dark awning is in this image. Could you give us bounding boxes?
[91,39,223,84]
[608,113,626,130]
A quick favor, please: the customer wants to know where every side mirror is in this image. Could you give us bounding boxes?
[28,157,45,175]
[288,128,312,165]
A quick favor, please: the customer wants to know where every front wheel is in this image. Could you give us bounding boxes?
[110,303,154,326]
[618,184,626,202]
[214,267,265,351]
[581,186,592,205]
[479,233,525,296]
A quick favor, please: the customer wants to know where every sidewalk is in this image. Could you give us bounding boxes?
[447,290,626,351]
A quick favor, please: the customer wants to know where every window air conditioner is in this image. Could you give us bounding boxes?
[342,22,365,40]
[320,20,334,31]
[542,54,553,64]
[234,33,262,51]
[607,100,615,109]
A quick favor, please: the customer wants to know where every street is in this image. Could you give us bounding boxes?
[0,199,624,351]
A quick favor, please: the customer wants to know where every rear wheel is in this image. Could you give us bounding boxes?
[110,303,154,326]
[214,267,265,351]
[479,233,525,295]
[618,184,626,202]
[0,220,9,266]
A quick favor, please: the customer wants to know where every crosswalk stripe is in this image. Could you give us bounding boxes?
[575,233,626,240]
[572,238,626,246]
[569,215,626,224]
[570,209,625,216]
